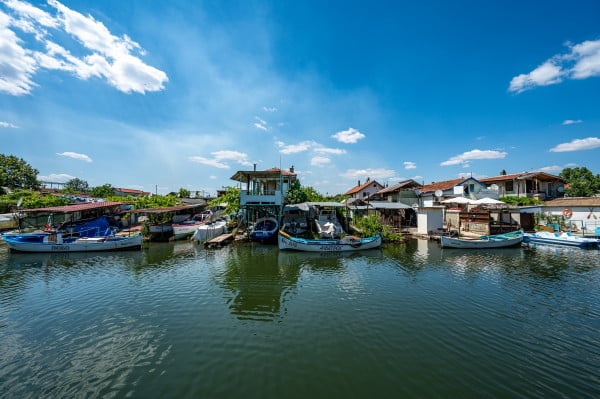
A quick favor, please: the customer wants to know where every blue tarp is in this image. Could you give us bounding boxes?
[72,216,113,237]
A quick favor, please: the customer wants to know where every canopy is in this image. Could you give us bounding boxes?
[473,197,505,205]
[440,197,475,204]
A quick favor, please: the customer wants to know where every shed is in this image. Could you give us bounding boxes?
[416,207,444,235]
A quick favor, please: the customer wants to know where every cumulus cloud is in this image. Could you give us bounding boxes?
[314,147,346,155]
[536,165,563,174]
[57,151,92,162]
[549,137,600,152]
[310,156,331,166]
[38,173,75,181]
[189,150,252,169]
[0,121,18,128]
[403,161,416,170]
[331,127,365,144]
[440,149,507,166]
[0,0,168,95]
[509,39,600,93]
[562,119,583,125]
[276,140,316,154]
[340,168,396,180]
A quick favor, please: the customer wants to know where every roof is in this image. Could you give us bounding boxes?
[130,204,205,214]
[230,168,297,182]
[113,187,151,195]
[419,178,466,194]
[367,201,412,209]
[544,197,600,207]
[375,179,421,195]
[344,179,383,195]
[20,201,125,213]
[480,172,565,183]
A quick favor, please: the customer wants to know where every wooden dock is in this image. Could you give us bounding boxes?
[204,233,234,248]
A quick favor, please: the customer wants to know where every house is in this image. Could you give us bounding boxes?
[344,178,384,200]
[418,177,492,206]
[230,166,298,224]
[479,171,565,200]
[541,197,600,234]
[112,187,151,198]
[373,179,421,206]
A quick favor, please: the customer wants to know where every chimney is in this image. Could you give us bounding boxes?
[357,180,361,186]
[366,177,370,182]
[253,163,256,172]
[290,165,294,173]
[500,169,506,176]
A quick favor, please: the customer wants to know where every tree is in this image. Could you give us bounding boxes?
[209,186,240,214]
[90,184,114,198]
[0,154,40,192]
[64,178,90,193]
[178,188,191,198]
[285,181,308,204]
[559,167,600,197]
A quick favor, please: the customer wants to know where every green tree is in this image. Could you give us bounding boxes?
[178,188,191,198]
[90,184,114,198]
[285,181,308,204]
[209,186,240,214]
[559,167,600,197]
[64,178,90,193]
[302,186,327,202]
[0,190,70,213]
[0,154,40,192]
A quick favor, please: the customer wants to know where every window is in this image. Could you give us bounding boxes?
[505,181,514,192]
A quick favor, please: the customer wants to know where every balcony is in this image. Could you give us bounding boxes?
[240,189,283,206]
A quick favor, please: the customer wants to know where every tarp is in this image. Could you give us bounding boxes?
[64,216,113,237]
[441,197,475,204]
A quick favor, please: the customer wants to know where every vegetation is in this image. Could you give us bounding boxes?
[130,194,181,209]
[285,181,327,204]
[209,186,240,214]
[353,215,381,237]
[0,190,70,213]
[64,178,90,194]
[90,184,114,198]
[499,196,544,206]
[559,167,600,197]
[178,188,191,198]
[0,154,40,193]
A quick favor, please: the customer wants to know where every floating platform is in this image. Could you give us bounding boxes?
[204,233,234,248]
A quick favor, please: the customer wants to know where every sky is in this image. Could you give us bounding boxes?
[1,0,600,196]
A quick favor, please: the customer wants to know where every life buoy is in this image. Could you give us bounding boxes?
[562,208,573,218]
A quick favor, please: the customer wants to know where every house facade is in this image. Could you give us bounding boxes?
[344,178,384,200]
[480,172,565,200]
[230,167,297,207]
[373,179,421,206]
[418,177,493,206]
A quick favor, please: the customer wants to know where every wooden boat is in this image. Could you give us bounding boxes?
[172,210,212,240]
[278,230,382,252]
[523,231,600,248]
[250,217,279,242]
[2,232,142,253]
[440,230,524,249]
[191,219,228,243]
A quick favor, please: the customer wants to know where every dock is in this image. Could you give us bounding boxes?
[204,233,234,248]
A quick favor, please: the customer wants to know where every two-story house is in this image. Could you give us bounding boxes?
[373,179,421,206]
[418,177,492,206]
[344,178,384,200]
[479,171,565,200]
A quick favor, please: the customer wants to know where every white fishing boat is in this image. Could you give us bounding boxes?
[2,232,142,253]
[278,230,381,252]
[172,210,212,240]
[191,219,228,243]
[440,230,524,249]
[314,209,344,238]
[523,231,600,248]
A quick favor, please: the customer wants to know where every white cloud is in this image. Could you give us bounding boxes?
[440,149,507,166]
[509,39,600,93]
[57,151,92,162]
[276,140,316,154]
[254,116,267,131]
[549,137,600,152]
[262,106,277,112]
[0,0,168,95]
[189,150,252,169]
[412,175,423,180]
[314,147,346,155]
[536,165,562,174]
[310,156,331,166]
[209,175,217,179]
[340,168,396,180]
[0,121,18,128]
[562,119,583,125]
[38,173,75,181]
[457,172,488,179]
[403,161,416,170]
[331,127,365,144]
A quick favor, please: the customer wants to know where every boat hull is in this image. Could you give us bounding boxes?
[278,232,381,252]
[4,234,143,253]
[441,231,523,249]
[191,220,227,242]
[523,233,600,248]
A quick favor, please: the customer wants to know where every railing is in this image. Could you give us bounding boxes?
[240,190,283,205]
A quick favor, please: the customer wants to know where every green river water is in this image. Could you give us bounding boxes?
[1,240,599,398]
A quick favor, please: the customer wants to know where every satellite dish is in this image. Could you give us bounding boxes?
[490,184,499,191]
[415,189,421,195]
[16,198,23,208]
[557,186,564,192]
[412,203,419,208]
[435,190,443,197]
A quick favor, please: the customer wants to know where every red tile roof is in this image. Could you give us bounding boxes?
[114,188,151,195]
[21,201,125,213]
[419,178,465,193]
[544,197,600,206]
[344,180,383,196]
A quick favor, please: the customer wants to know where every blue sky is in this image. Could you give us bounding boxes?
[1,0,600,196]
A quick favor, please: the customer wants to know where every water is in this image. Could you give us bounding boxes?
[1,240,599,398]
